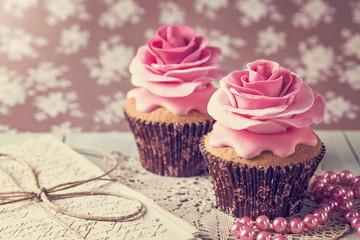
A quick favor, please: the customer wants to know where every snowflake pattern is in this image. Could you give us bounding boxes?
[0,67,28,115]
[194,0,228,20]
[285,37,335,85]
[351,1,360,25]
[27,62,71,92]
[343,32,360,60]
[292,0,336,29]
[0,25,48,61]
[159,2,185,25]
[2,0,38,19]
[195,27,246,61]
[235,0,283,27]
[256,26,286,55]
[44,0,90,26]
[34,91,84,121]
[99,0,144,29]
[51,121,82,133]
[82,35,134,85]
[56,24,90,55]
[324,91,359,124]
[93,91,127,125]
[0,1,358,131]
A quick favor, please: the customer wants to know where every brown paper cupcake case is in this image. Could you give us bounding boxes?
[124,111,215,177]
[200,137,326,219]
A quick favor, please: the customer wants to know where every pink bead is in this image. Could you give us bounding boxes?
[272,217,288,233]
[322,184,334,199]
[323,199,339,213]
[255,215,270,231]
[338,199,354,213]
[351,216,360,229]
[313,176,326,183]
[323,171,337,184]
[310,181,325,191]
[256,231,272,240]
[273,236,287,240]
[240,216,255,228]
[239,226,256,240]
[289,219,304,234]
[352,176,360,185]
[352,183,360,199]
[344,188,354,200]
[231,221,245,238]
[303,214,319,231]
[331,186,346,201]
[318,203,332,214]
[313,208,329,224]
[312,186,324,200]
[344,210,360,223]
[339,170,353,185]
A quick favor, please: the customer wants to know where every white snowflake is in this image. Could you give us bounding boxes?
[194,0,228,20]
[235,0,283,27]
[93,91,127,125]
[343,33,360,60]
[99,0,144,29]
[292,0,335,29]
[34,92,84,121]
[27,62,71,92]
[159,2,185,25]
[0,67,29,115]
[0,25,48,61]
[82,35,134,85]
[0,125,17,133]
[256,26,286,55]
[2,0,38,19]
[45,0,90,26]
[51,121,82,133]
[337,61,360,90]
[144,28,156,40]
[56,24,90,55]
[195,27,246,61]
[351,1,360,25]
[285,37,335,85]
[324,91,359,124]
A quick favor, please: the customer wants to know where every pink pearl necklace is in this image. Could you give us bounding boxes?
[230,170,360,240]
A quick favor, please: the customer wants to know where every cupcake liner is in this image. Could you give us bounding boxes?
[124,111,215,177]
[200,137,326,219]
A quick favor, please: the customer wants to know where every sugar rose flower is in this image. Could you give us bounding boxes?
[208,59,326,134]
[129,24,225,97]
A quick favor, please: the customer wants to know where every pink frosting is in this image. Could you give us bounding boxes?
[210,123,318,159]
[128,24,226,115]
[127,85,216,115]
[208,59,326,158]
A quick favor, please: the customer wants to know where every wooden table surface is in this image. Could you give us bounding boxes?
[1,130,359,240]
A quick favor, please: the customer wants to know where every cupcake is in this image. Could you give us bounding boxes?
[200,59,326,219]
[124,25,226,177]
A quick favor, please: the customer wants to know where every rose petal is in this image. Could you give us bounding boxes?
[181,36,209,63]
[166,25,186,47]
[273,90,325,127]
[164,65,221,82]
[138,80,204,97]
[208,90,287,133]
[252,81,315,120]
[248,59,280,81]
[130,56,182,83]
[243,76,283,97]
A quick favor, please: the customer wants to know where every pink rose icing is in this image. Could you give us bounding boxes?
[208,59,326,159]
[128,24,225,115]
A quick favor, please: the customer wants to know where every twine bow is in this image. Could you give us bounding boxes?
[0,148,146,223]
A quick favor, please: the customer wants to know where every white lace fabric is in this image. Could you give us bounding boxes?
[110,154,352,240]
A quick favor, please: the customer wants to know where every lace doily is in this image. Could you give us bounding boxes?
[109,153,356,240]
